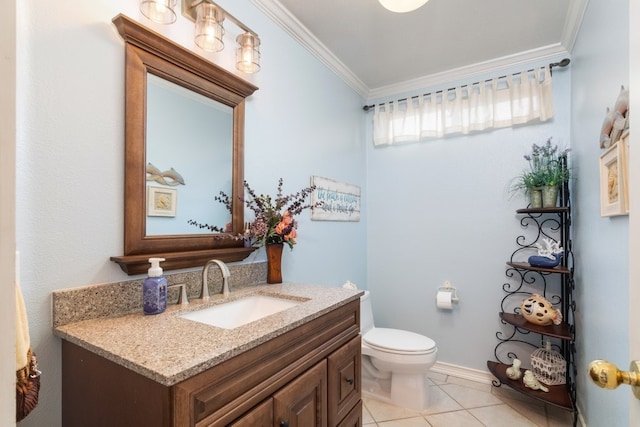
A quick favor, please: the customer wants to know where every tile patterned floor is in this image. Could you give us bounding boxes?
[362,372,575,427]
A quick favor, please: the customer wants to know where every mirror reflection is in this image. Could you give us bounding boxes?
[145,74,233,236]
[111,14,258,274]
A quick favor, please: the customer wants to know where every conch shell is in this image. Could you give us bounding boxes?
[521,294,563,326]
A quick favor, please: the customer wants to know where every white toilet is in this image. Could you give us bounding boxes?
[360,290,437,411]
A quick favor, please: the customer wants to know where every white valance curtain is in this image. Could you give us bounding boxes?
[372,65,554,146]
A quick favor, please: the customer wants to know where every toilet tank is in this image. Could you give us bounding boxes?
[360,291,374,334]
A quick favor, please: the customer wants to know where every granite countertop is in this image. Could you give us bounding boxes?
[53,283,362,386]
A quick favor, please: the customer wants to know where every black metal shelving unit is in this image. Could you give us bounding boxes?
[487,173,577,425]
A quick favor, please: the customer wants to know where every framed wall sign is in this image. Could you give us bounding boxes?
[310,176,361,221]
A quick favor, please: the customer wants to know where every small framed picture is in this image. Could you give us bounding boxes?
[147,186,177,217]
[599,140,627,217]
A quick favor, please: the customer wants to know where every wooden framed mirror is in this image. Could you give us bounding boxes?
[110,14,258,275]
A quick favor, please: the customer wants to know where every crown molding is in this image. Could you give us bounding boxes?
[561,0,589,52]
[253,0,584,101]
[367,44,571,100]
[251,0,369,98]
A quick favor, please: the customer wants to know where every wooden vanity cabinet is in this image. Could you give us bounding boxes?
[62,299,361,427]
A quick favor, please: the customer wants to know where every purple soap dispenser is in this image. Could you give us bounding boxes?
[143,257,167,315]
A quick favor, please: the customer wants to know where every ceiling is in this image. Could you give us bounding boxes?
[253,0,587,99]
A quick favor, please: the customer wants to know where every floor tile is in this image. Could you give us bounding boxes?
[420,385,464,415]
[362,401,376,425]
[377,417,431,426]
[425,409,484,427]
[362,374,571,426]
[439,383,504,409]
[469,403,539,427]
[501,396,547,426]
[363,396,423,422]
[546,404,574,426]
[426,371,448,384]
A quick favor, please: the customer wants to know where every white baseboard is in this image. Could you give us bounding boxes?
[430,361,496,385]
[429,361,587,426]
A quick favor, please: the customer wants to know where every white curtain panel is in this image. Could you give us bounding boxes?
[372,65,554,146]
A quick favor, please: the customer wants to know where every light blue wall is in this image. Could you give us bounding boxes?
[15,0,631,425]
[571,0,630,425]
[365,70,572,371]
[15,1,366,426]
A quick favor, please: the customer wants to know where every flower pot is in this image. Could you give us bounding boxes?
[541,185,559,208]
[529,188,543,209]
[265,243,284,284]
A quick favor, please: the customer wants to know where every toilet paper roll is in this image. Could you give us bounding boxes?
[436,291,453,309]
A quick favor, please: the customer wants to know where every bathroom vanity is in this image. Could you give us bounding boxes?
[54,283,362,427]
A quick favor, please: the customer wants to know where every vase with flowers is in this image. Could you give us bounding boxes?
[191,178,321,283]
[242,178,321,283]
[511,138,570,208]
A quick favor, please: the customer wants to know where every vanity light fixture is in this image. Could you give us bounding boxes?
[378,0,429,13]
[236,32,261,73]
[139,0,177,24]
[183,0,261,73]
[194,2,225,52]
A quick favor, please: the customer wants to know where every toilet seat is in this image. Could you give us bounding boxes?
[363,328,436,355]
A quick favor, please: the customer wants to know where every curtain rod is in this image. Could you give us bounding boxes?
[362,58,571,112]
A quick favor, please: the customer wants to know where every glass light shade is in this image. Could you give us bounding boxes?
[378,0,429,13]
[194,3,225,52]
[139,0,177,24]
[235,33,261,73]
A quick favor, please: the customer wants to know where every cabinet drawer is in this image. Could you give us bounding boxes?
[229,399,273,427]
[336,400,362,427]
[327,336,361,426]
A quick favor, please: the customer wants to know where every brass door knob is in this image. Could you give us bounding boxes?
[588,359,640,399]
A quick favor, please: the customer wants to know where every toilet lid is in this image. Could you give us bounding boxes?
[363,328,436,354]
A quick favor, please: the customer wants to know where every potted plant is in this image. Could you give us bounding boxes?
[512,138,570,208]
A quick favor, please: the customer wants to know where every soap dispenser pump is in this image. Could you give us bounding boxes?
[143,257,168,315]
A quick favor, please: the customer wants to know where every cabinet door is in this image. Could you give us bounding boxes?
[328,336,361,426]
[229,399,273,427]
[336,400,362,427]
[274,360,327,427]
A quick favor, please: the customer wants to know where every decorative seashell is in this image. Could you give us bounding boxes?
[523,370,549,392]
[506,358,522,380]
[521,294,563,326]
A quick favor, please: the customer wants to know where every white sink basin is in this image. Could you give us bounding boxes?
[178,294,301,329]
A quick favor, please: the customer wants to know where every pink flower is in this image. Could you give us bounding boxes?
[282,210,293,225]
[284,228,297,244]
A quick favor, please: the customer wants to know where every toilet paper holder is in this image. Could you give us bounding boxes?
[438,281,459,302]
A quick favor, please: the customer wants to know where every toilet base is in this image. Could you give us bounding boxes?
[362,372,430,411]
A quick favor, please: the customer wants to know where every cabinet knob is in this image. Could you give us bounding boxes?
[345,377,354,385]
[588,359,640,399]
[280,420,289,427]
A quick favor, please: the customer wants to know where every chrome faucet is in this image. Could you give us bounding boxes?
[201,259,231,299]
